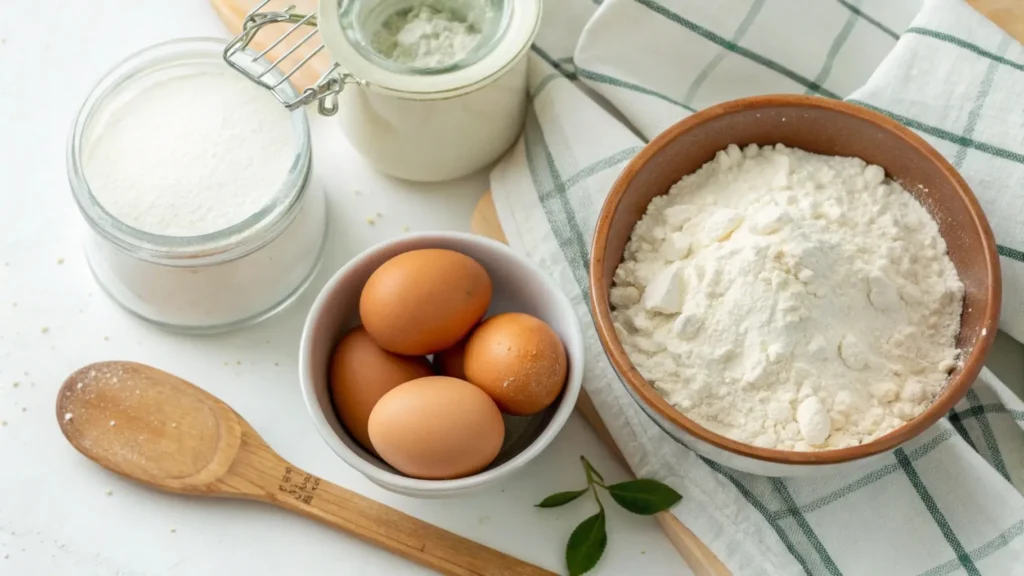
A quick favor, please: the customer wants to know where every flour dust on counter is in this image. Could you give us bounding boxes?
[611,144,964,451]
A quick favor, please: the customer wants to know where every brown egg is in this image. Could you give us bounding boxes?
[367,376,505,480]
[359,249,492,356]
[433,338,468,380]
[463,313,568,416]
[329,327,434,453]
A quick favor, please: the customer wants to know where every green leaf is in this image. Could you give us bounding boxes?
[606,479,682,515]
[536,489,588,508]
[580,456,605,484]
[566,510,607,576]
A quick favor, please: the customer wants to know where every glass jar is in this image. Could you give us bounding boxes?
[67,39,327,334]
[225,0,541,182]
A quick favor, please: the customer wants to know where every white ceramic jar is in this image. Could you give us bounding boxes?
[225,0,541,182]
[68,39,327,334]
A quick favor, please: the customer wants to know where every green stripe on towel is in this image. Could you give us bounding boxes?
[523,109,592,301]
[773,464,898,520]
[771,429,955,520]
[957,403,1024,423]
[545,146,643,195]
[531,45,578,80]
[904,27,1024,73]
[700,458,815,576]
[965,390,1011,482]
[530,46,694,114]
[947,407,979,451]
[918,520,1024,576]
[770,478,843,575]
[635,0,840,98]
[998,244,1024,264]
[907,428,957,461]
[895,447,982,576]
[576,66,697,113]
[846,99,1024,166]
[808,8,859,96]
[683,0,765,107]
[953,37,1010,169]
[835,0,898,40]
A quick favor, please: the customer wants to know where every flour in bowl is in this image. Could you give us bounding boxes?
[610,144,964,450]
[372,5,482,68]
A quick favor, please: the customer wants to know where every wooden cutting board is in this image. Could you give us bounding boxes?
[211,1,1022,574]
[972,0,1024,41]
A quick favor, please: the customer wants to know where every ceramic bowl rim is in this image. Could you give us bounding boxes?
[589,94,1002,466]
[299,231,584,493]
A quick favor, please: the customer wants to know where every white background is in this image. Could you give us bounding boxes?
[0,1,687,574]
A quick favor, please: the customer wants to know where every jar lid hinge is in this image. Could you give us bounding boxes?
[223,0,363,116]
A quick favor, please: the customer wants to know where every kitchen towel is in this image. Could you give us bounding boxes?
[490,0,1024,574]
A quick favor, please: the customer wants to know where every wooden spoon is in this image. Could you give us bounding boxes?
[56,361,554,576]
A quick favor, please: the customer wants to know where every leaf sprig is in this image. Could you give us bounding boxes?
[536,456,682,576]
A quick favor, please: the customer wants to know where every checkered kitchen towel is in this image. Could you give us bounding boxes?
[490,0,1024,574]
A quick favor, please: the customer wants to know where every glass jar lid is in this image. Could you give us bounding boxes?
[318,0,540,98]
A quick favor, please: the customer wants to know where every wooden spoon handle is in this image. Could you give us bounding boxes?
[278,476,554,576]
[227,437,556,576]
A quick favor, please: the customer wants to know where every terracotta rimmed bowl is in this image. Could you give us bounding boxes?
[590,95,1001,477]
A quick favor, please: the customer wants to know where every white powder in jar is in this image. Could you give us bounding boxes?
[611,144,964,451]
[76,51,326,331]
[372,5,482,68]
[84,64,295,236]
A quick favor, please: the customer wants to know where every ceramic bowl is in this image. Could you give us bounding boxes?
[300,231,584,497]
[590,95,1001,477]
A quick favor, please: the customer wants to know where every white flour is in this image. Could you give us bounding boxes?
[84,64,294,236]
[372,5,482,68]
[611,144,964,450]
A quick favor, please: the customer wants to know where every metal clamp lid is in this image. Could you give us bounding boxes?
[223,0,363,116]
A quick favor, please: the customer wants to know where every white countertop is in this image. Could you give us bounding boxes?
[0,1,687,574]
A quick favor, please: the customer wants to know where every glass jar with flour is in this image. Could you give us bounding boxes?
[224,0,541,182]
[68,39,327,333]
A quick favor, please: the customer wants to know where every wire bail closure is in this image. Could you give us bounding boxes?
[223,0,363,116]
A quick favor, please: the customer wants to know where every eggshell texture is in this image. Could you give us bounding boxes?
[329,327,434,452]
[464,313,568,416]
[359,249,492,355]
[367,376,505,480]
[433,338,468,380]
